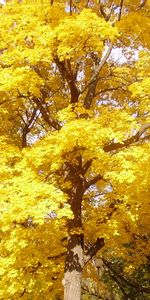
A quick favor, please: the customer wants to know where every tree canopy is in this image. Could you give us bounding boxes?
[0,1,150,299]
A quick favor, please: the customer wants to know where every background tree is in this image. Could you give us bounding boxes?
[0,1,150,299]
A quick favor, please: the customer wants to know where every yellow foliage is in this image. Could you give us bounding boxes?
[0,0,150,298]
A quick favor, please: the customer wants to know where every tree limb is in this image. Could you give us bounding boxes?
[83,43,113,94]
[81,159,93,175]
[104,123,150,152]
[47,252,66,260]
[84,238,105,266]
[118,0,124,21]
[108,271,129,300]
[99,2,112,21]
[136,0,147,10]
[85,174,104,190]
[86,0,90,8]
[70,0,72,16]
[20,288,26,298]
[21,107,38,148]
[33,98,61,130]
[55,58,80,104]
[103,259,150,294]
[82,286,103,299]
[94,86,121,97]
[90,43,113,84]
[83,43,113,109]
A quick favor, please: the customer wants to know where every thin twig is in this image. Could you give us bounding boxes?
[70,0,72,16]
[118,0,124,21]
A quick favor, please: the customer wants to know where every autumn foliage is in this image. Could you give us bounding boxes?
[0,1,150,299]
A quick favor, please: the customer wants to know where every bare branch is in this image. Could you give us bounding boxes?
[83,80,97,109]
[109,272,129,300]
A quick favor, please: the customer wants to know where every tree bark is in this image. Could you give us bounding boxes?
[64,270,81,300]
[63,234,83,300]
[63,161,84,300]
[62,159,104,300]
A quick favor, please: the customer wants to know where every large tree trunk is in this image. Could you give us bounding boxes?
[63,234,83,300]
[64,270,81,300]
[62,156,104,299]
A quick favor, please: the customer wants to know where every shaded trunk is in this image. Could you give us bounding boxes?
[64,234,83,300]
[62,157,105,299]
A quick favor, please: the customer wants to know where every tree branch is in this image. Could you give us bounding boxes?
[108,271,129,300]
[104,123,150,152]
[82,286,103,299]
[86,0,90,8]
[118,0,124,21]
[83,43,113,109]
[0,99,10,106]
[47,252,66,260]
[21,107,38,148]
[103,259,150,295]
[136,0,147,10]
[20,288,26,298]
[84,238,105,266]
[96,203,118,225]
[83,43,113,93]
[33,98,61,130]
[94,86,121,97]
[85,174,104,190]
[99,2,112,21]
[55,58,80,104]
[90,43,113,84]
[81,159,93,175]
[69,0,72,16]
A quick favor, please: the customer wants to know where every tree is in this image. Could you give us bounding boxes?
[0,0,150,299]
